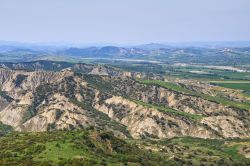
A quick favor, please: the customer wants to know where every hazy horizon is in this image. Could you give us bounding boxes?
[1,0,250,44]
[1,40,250,48]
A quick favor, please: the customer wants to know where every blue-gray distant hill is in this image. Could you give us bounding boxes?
[1,41,250,65]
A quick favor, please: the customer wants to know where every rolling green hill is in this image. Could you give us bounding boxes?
[1,129,250,166]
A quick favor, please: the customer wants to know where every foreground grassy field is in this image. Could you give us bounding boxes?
[0,129,250,166]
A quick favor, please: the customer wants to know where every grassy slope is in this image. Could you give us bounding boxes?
[0,130,174,166]
[0,130,249,166]
[213,82,250,91]
[138,79,250,110]
[131,99,204,121]
[167,137,250,164]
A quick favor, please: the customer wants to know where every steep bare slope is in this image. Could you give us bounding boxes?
[0,67,249,139]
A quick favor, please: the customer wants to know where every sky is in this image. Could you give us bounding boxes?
[0,0,250,45]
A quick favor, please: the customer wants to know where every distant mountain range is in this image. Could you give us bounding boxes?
[0,41,250,65]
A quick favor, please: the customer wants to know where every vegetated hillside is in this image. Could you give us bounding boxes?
[0,63,249,140]
[0,122,12,136]
[1,129,250,166]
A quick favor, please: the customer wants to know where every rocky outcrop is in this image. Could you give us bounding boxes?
[201,116,250,138]
[94,96,217,139]
[0,103,29,127]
